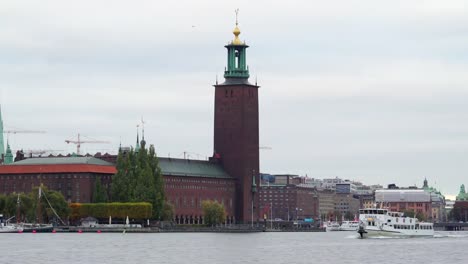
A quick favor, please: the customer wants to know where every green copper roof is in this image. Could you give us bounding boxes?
[4,143,13,164]
[158,158,232,179]
[12,156,114,166]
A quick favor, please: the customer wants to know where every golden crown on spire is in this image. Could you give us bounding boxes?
[231,9,243,45]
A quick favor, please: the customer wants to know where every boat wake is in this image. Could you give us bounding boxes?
[433,232,468,239]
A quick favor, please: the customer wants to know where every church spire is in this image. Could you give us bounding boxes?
[140,117,146,147]
[135,125,140,153]
[0,105,4,157]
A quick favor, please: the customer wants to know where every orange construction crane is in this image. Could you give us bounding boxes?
[65,134,110,155]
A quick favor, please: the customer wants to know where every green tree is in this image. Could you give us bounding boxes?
[29,186,70,224]
[92,176,108,203]
[161,201,174,221]
[202,200,226,226]
[111,141,166,220]
[0,187,69,224]
[403,210,416,218]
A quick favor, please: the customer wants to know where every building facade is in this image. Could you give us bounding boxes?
[160,158,236,224]
[259,184,319,222]
[375,189,432,220]
[0,157,115,203]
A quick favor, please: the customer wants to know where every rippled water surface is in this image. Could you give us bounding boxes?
[1,231,467,264]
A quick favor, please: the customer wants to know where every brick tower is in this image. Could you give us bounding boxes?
[213,16,260,223]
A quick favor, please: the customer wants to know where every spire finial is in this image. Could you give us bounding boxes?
[232,9,243,45]
[141,116,145,141]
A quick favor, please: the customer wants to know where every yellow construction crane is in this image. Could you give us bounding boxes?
[65,133,110,155]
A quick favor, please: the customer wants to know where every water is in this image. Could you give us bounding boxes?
[1,231,467,264]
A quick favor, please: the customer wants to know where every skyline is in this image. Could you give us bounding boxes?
[1,0,467,195]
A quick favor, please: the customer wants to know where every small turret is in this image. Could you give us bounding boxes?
[4,142,13,164]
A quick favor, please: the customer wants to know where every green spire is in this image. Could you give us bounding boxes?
[0,105,4,157]
[135,126,140,153]
[4,141,13,164]
[423,178,428,190]
[224,14,250,79]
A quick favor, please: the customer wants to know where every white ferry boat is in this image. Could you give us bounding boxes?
[339,221,359,231]
[325,221,341,232]
[0,214,23,233]
[357,208,434,238]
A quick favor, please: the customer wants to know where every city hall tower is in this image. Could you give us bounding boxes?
[213,17,260,223]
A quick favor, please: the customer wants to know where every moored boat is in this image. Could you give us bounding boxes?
[0,214,23,233]
[339,221,359,231]
[20,223,54,233]
[357,208,434,238]
[325,221,341,232]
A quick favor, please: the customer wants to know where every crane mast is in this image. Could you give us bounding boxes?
[65,133,110,155]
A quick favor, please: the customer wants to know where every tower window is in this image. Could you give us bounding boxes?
[231,90,234,97]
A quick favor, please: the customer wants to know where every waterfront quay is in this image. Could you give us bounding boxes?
[53,224,324,233]
[434,222,468,231]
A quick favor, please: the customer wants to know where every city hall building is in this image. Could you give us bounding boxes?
[0,21,260,224]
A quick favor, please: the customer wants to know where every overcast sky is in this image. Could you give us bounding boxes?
[1,0,467,196]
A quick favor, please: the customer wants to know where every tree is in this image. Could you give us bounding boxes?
[401,209,425,221]
[0,187,69,224]
[202,200,225,226]
[161,201,174,221]
[111,141,166,220]
[403,210,416,218]
[92,176,108,203]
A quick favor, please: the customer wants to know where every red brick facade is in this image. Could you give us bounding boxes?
[213,83,260,223]
[164,175,236,224]
[0,165,113,203]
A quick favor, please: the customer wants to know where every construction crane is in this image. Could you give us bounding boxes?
[24,149,64,157]
[3,129,47,141]
[65,134,110,155]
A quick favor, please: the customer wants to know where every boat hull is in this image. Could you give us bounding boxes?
[0,226,23,233]
[21,224,54,233]
[360,228,434,238]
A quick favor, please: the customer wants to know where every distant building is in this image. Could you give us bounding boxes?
[422,178,446,222]
[456,184,468,201]
[359,193,375,209]
[335,182,356,194]
[334,193,360,219]
[259,181,319,222]
[317,189,335,218]
[375,189,432,219]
